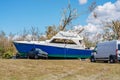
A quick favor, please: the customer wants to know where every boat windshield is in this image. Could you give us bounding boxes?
[50,39,76,44]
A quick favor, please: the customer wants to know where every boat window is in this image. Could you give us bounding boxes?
[50,39,76,44]
[79,40,82,44]
[65,39,76,44]
[118,44,120,50]
[50,39,65,44]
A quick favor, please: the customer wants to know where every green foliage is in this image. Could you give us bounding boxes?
[0,45,15,59]
[0,30,15,59]
[2,51,13,59]
[0,46,4,58]
[0,47,4,52]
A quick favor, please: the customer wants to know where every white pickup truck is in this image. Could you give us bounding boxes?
[90,40,120,63]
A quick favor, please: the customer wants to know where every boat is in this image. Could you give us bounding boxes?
[13,31,92,59]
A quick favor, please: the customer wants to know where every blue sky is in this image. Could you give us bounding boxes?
[0,0,116,35]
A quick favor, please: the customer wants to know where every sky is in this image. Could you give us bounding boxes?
[0,0,117,35]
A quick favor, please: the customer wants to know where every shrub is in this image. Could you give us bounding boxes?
[0,47,5,58]
[2,51,13,59]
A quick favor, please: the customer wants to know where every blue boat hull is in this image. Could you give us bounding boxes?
[13,42,92,59]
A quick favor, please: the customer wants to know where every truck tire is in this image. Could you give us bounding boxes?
[109,56,115,63]
[90,56,96,62]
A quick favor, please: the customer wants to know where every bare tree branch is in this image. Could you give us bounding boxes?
[60,3,78,31]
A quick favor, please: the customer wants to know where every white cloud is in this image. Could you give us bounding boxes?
[79,0,87,4]
[73,23,102,34]
[87,0,120,24]
[84,23,98,33]
[74,1,120,41]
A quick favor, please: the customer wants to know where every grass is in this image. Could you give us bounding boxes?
[0,59,120,80]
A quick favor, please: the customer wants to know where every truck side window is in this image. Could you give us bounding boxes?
[118,44,120,50]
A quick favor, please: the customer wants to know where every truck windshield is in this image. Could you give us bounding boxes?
[118,44,120,50]
[93,46,97,52]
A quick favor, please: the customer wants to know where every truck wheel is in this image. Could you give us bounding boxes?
[90,56,96,62]
[109,56,115,63]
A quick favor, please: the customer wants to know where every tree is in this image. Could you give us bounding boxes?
[84,37,96,48]
[0,31,15,58]
[87,1,120,41]
[60,3,78,31]
[111,20,120,40]
[15,27,41,41]
[0,31,6,58]
[16,28,29,41]
[88,1,97,18]
[80,1,98,47]
[46,25,58,39]
[30,27,40,41]
[103,20,120,40]
[45,2,79,39]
